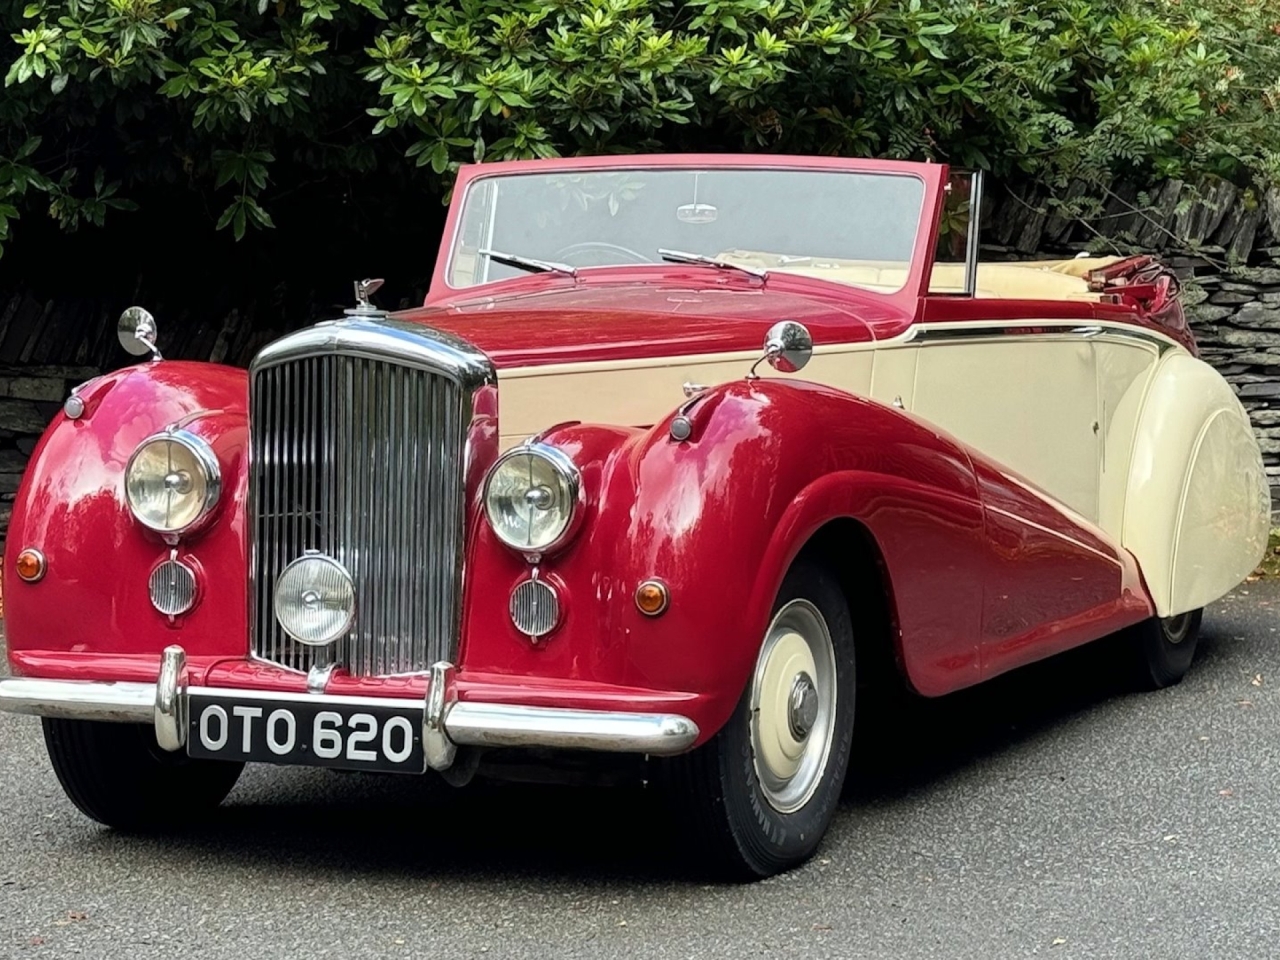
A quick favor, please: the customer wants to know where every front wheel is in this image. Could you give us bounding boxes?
[43,719,244,829]
[1125,609,1204,690]
[661,561,856,879]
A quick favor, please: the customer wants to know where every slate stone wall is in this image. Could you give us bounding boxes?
[0,178,1276,542]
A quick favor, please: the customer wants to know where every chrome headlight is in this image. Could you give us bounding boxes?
[483,443,581,555]
[125,430,221,535]
[274,553,355,646]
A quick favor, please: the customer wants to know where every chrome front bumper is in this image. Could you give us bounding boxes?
[0,646,700,771]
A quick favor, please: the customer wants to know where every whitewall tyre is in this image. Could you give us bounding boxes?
[43,719,244,829]
[661,560,856,879]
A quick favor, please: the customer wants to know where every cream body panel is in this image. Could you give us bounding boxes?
[496,322,1156,525]
[867,345,918,408]
[912,337,1100,520]
[1096,339,1163,534]
[497,348,874,448]
[495,320,1269,616]
[1123,353,1270,616]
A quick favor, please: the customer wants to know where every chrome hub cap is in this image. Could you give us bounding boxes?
[788,673,819,740]
[750,599,838,814]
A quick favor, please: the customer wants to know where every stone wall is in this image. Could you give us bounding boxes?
[0,364,100,535]
[1180,261,1280,490]
[0,177,1276,544]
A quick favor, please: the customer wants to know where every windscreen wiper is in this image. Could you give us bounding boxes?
[658,248,767,280]
[479,248,577,278]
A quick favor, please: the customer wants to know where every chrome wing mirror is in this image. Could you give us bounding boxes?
[748,320,812,379]
[117,306,162,361]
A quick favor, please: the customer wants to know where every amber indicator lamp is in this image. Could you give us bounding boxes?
[15,548,46,583]
[634,579,669,616]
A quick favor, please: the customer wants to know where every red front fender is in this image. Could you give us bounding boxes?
[4,362,250,677]
[457,379,989,742]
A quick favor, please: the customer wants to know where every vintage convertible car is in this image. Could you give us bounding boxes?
[0,155,1269,878]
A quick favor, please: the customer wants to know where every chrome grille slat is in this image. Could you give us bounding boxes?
[250,346,470,676]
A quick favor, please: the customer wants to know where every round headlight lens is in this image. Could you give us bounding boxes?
[274,554,355,646]
[125,431,221,535]
[484,445,580,553]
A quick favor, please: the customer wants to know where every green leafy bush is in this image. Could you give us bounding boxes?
[0,0,1276,256]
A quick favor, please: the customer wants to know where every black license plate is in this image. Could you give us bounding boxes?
[187,693,426,774]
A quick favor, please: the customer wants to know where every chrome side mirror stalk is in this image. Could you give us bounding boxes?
[748,320,813,379]
[117,306,163,361]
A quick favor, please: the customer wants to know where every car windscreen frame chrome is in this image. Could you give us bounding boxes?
[963,169,985,298]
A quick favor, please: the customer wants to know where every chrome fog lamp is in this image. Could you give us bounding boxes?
[125,430,221,535]
[274,553,356,646]
[483,443,581,556]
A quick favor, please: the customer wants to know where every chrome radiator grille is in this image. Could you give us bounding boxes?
[250,351,467,675]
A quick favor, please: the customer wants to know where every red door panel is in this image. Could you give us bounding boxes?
[972,458,1152,678]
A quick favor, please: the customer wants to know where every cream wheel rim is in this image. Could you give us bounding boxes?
[749,598,838,814]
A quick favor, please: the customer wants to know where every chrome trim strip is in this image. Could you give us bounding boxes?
[907,320,1181,354]
[185,686,426,710]
[0,675,701,762]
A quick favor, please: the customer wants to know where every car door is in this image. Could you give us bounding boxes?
[908,331,1128,676]
[911,332,1101,522]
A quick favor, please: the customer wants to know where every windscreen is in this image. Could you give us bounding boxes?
[448,168,926,294]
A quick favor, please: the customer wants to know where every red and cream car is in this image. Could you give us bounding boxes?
[0,155,1269,878]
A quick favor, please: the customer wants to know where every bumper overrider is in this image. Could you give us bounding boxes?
[0,646,700,770]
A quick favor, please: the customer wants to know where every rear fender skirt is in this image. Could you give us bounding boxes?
[1123,352,1270,616]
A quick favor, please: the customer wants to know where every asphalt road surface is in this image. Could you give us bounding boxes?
[2,583,1279,959]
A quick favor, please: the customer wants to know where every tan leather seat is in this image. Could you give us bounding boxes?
[722,249,1122,301]
[928,262,1103,300]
